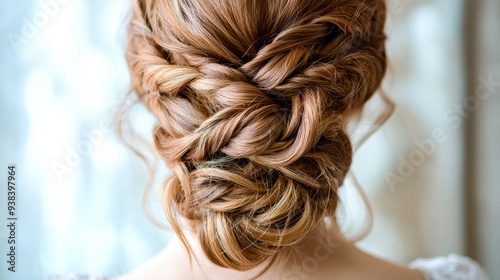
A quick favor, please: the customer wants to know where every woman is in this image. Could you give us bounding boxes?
[119,0,489,279]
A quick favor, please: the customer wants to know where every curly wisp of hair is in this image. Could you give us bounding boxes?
[125,0,388,271]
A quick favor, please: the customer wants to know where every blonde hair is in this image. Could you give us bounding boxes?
[124,0,388,272]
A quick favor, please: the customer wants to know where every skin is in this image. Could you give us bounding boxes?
[118,227,426,280]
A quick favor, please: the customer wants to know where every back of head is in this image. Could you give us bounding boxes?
[126,0,387,271]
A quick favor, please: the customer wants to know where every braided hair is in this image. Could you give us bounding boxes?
[125,0,387,271]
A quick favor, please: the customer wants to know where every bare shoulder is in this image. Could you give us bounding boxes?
[327,243,425,280]
[297,242,426,280]
[113,237,425,280]
[115,244,189,280]
[115,248,169,280]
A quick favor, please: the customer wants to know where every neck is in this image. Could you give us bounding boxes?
[168,219,347,280]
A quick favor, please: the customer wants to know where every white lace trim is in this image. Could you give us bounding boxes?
[45,273,111,280]
[409,254,490,280]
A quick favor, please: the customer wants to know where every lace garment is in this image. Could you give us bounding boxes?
[409,254,490,280]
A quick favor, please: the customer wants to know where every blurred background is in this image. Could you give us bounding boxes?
[0,0,498,279]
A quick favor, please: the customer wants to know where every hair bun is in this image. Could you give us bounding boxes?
[126,0,387,270]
